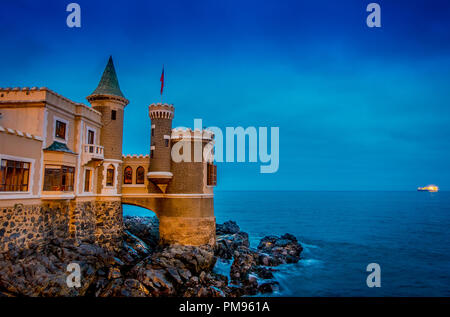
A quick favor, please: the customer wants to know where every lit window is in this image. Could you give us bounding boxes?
[0,159,30,192]
[43,165,74,191]
[55,120,67,140]
[123,166,133,184]
[106,165,115,186]
[136,166,145,184]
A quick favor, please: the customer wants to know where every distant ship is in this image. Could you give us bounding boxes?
[417,185,439,192]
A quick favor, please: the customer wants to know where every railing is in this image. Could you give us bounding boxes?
[81,144,104,165]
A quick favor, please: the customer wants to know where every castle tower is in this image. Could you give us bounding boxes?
[87,56,129,195]
[147,103,175,193]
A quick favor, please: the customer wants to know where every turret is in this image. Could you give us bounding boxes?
[147,103,174,192]
[87,56,128,194]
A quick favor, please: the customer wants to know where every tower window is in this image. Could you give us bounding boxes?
[136,166,145,184]
[123,166,133,184]
[106,165,115,186]
[207,163,217,186]
[165,139,169,147]
[111,110,117,120]
[150,145,155,158]
[151,127,155,137]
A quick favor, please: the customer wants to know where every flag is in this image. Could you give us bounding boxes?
[160,65,164,95]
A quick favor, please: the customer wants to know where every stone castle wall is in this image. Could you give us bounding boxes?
[0,200,123,253]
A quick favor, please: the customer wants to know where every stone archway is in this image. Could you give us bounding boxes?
[122,202,160,248]
[121,195,216,246]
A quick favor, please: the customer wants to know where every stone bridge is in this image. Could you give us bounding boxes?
[121,193,216,246]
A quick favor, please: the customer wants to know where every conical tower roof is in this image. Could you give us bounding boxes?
[90,56,125,98]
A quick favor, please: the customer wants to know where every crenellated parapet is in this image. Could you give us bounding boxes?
[171,127,214,141]
[148,103,175,120]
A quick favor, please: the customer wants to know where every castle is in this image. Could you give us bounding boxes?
[0,57,217,252]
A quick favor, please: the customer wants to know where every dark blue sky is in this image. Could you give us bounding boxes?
[1,0,450,190]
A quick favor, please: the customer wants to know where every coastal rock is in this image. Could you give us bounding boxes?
[0,217,302,297]
[257,233,303,264]
[0,238,113,297]
[216,221,240,235]
[215,232,249,259]
[123,216,159,249]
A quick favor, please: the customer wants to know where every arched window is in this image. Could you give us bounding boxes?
[106,165,115,186]
[136,166,145,184]
[123,166,133,184]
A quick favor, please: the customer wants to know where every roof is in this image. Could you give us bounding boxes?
[89,56,125,98]
[44,141,76,154]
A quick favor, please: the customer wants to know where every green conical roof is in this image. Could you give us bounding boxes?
[90,56,125,98]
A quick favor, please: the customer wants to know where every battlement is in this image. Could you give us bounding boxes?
[149,103,175,120]
[122,154,150,159]
[171,127,215,141]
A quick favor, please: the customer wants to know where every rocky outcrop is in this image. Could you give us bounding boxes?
[0,216,303,297]
[0,238,114,297]
[215,223,302,296]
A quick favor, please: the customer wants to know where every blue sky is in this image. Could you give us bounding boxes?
[1,0,450,190]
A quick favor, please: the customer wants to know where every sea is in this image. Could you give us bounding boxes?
[123,191,450,297]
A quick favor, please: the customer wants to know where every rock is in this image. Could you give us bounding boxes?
[254,266,276,279]
[0,217,302,298]
[258,281,279,294]
[108,267,121,279]
[216,220,240,235]
[123,216,159,248]
[257,234,303,264]
[215,232,249,260]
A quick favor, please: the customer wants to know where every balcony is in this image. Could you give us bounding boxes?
[81,144,104,165]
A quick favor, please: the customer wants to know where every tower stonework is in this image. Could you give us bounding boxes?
[147,103,175,192]
[86,56,129,249]
[87,56,129,196]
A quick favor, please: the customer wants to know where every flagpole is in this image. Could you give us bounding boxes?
[160,64,164,104]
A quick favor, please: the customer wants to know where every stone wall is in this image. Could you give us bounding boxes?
[0,200,123,253]
[95,201,123,251]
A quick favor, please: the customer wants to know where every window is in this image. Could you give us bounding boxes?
[123,166,133,184]
[136,166,145,184]
[43,165,75,191]
[106,165,115,186]
[55,120,67,140]
[151,127,155,137]
[165,139,169,147]
[111,110,117,120]
[87,130,95,144]
[207,163,217,186]
[0,159,30,192]
[84,169,91,192]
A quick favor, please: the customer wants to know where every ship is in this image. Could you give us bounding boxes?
[417,185,439,192]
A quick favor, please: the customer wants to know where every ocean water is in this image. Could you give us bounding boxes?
[123,191,450,297]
